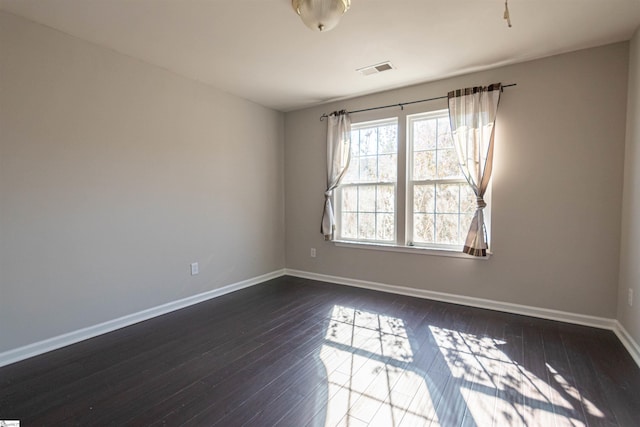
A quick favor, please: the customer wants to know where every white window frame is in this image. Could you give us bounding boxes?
[335,117,399,244]
[407,109,485,251]
[333,106,491,258]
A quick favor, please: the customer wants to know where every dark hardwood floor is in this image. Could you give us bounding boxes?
[1,276,639,426]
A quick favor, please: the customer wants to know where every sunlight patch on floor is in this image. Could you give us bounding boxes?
[325,305,413,363]
[318,307,607,427]
[430,325,604,427]
[320,306,437,426]
[546,363,605,418]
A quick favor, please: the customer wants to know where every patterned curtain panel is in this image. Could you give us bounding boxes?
[321,110,351,240]
[448,83,501,256]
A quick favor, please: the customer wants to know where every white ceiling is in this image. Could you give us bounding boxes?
[2,0,640,112]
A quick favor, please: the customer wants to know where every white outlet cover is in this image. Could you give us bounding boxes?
[191,262,199,275]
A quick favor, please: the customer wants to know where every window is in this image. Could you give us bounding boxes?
[337,118,398,243]
[408,111,477,248]
[335,109,483,252]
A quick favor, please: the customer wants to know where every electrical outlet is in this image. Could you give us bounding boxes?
[629,288,634,307]
[191,262,199,276]
[310,248,316,258]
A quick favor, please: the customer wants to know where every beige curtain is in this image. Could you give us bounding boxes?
[448,84,501,256]
[321,110,351,240]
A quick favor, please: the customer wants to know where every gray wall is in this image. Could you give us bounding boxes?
[285,43,628,318]
[619,28,640,344]
[0,12,285,352]
[1,9,634,357]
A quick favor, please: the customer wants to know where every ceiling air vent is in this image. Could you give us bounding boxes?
[357,61,395,76]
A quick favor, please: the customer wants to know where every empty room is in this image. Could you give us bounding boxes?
[1,0,640,425]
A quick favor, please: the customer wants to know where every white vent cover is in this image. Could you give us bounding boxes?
[357,61,395,76]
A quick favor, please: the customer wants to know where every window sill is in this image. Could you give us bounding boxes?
[332,240,492,260]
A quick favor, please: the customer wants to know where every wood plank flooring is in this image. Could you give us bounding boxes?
[1,276,639,426]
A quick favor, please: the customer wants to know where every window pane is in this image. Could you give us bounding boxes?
[342,213,357,238]
[343,158,359,184]
[342,186,357,212]
[412,180,478,246]
[339,183,397,243]
[413,184,435,213]
[413,120,437,151]
[358,185,376,212]
[359,156,377,182]
[436,214,459,244]
[360,128,378,155]
[436,184,460,214]
[379,125,397,154]
[376,185,395,213]
[359,213,376,239]
[413,150,436,181]
[350,130,360,154]
[413,214,435,243]
[377,213,394,241]
[437,148,461,179]
[379,154,397,182]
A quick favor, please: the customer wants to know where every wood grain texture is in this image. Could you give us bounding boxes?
[1,276,638,426]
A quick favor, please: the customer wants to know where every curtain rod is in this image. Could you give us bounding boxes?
[319,83,517,121]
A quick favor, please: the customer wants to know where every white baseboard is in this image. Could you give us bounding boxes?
[286,269,640,368]
[613,321,640,367]
[4,268,639,370]
[0,269,286,368]
[288,269,640,367]
[285,269,617,330]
